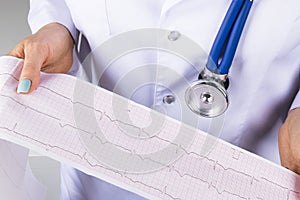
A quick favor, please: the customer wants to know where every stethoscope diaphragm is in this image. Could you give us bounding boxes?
[185,77,228,118]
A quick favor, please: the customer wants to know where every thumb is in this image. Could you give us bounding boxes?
[17,46,47,94]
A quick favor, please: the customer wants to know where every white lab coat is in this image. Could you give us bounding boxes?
[28,0,300,199]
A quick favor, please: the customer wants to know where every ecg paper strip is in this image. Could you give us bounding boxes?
[0,56,299,200]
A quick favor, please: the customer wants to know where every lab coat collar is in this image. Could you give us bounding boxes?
[161,0,183,16]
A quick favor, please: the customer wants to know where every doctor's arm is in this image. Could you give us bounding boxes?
[279,107,300,174]
[7,0,76,94]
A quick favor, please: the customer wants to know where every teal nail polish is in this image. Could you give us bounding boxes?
[17,78,32,93]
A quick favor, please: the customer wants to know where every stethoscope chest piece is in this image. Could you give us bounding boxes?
[184,0,253,118]
[185,70,229,118]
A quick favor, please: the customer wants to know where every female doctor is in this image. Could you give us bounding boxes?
[8,0,300,199]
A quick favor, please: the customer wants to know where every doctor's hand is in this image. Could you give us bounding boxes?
[7,23,74,94]
[279,107,300,174]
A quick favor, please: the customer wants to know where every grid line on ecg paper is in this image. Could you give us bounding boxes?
[0,68,299,200]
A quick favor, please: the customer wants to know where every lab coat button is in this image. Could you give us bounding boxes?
[163,95,175,104]
[168,31,181,41]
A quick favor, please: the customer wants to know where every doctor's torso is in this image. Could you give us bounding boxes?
[64,0,300,163]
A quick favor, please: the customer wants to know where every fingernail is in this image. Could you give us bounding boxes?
[17,78,32,94]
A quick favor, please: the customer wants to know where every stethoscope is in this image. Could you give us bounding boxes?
[185,0,253,118]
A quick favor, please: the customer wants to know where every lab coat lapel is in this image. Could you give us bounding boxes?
[161,0,184,15]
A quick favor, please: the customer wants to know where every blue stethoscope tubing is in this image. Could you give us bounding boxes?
[185,0,253,117]
[207,0,253,74]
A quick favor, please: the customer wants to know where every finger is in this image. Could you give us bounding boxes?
[6,43,25,58]
[17,44,48,94]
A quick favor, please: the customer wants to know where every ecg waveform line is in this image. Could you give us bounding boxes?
[0,63,299,200]
[0,92,263,177]
[0,94,296,200]
[0,73,297,199]
[0,93,180,166]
